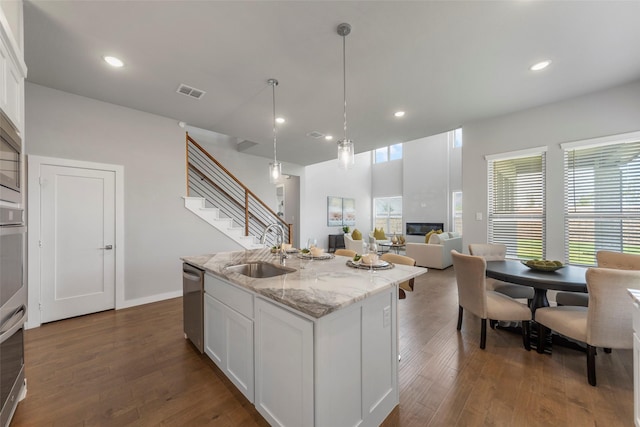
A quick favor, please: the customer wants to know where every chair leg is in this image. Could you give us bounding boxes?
[480,318,487,349]
[457,306,463,331]
[522,320,531,351]
[604,347,612,354]
[587,345,597,386]
[537,323,547,354]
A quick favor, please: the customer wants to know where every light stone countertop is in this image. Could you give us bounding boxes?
[629,288,640,305]
[182,249,428,318]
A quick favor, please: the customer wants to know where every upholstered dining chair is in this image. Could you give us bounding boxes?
[535,267,640,386]
[380,253,416,299]
[468,243,534,302]
[451,250,532,350]
[555,250,640,307]
[334,249,356,258]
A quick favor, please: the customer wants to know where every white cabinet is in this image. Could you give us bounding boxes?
[203,272,399,427]
[633,300,640,427]
[0,11,25,133]
[204,276,254,402]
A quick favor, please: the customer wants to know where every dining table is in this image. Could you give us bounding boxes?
[485,260,588,313]
[485,259,589,353]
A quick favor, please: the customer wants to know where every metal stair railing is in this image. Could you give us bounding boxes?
[186,133,293,248]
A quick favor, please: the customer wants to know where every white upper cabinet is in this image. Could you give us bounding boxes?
[0,1,26,133]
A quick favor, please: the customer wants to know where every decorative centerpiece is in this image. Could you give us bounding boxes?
[522,259,564,272]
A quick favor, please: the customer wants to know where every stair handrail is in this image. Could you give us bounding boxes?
[186,133,292,244]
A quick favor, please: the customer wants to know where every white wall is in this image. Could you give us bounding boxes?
[462,79,640,259]
[25,83,303,304]
[301,152,372,251]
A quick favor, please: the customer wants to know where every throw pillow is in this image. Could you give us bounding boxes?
[425,230,436,243]
[351,229,362,240]
[426,229,444,244]
[373,227,386,240]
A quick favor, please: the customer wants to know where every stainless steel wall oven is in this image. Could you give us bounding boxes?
[0,206,27,427]
[0,110,22,205]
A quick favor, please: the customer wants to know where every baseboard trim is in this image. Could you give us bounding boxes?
[117,290,182,310]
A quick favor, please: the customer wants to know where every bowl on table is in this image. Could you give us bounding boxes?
[521,259,564,272]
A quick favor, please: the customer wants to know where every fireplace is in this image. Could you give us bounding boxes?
[405,222,444,236]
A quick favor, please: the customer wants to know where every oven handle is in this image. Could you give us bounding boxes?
[0,304,26,344]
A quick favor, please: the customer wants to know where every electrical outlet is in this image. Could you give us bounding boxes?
[383,306,391,327]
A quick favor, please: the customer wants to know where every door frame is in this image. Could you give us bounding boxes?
[27,155,125,329]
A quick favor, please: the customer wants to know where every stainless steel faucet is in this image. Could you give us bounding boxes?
[260,223,286,264]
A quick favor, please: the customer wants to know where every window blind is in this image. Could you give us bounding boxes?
[488,152,546,259]
[564,140,640,265]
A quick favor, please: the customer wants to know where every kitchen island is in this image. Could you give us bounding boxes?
[182,249,427,427]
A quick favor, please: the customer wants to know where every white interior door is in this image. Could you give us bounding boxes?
[40,164,115,323]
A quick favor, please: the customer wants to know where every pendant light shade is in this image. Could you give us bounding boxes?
[267,78,281,183]
[337,23,355,170]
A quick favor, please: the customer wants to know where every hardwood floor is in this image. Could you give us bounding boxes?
[12,268,633,426]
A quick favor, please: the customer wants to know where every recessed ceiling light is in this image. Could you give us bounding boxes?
[394,111,405,118]
[103,56,124,68]
[530,60,551,71]
[325,135,333,141]
[275,117,285,124]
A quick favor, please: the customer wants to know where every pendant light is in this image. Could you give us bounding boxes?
[267,78,282,183]
[337,23,355,170]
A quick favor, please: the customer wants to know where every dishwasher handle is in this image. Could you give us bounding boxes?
[183,271,202,282]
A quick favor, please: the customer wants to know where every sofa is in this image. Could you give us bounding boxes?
[405,231,462,269]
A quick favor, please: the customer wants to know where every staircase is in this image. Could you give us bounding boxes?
[183,197,263,249]
[184,134,292,250]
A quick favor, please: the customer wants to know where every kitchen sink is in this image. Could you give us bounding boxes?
[224,261,295,278]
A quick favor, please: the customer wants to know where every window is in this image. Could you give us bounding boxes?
[374,144,403,163]
[563,135,640,265]
[452,191,463,234]
[452,128,462,148]
[375,147,388,163]
[487,148,546,260]
[374,196,403,234]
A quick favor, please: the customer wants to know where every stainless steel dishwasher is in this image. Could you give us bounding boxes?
[183,262,204,353]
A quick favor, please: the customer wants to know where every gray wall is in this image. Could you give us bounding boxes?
[25,82,297,303]
[462,79,640,259]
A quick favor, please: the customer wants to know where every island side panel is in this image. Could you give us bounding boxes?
[362,288,398,423]
[255,297,314,427]
[315,299,364,426]
[315,286,398,427]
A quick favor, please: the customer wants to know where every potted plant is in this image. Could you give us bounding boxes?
[342,226,350,234]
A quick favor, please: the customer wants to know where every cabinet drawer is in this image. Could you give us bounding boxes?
[205,274,254,319]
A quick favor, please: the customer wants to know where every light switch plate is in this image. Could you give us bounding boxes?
[475,212,483,221]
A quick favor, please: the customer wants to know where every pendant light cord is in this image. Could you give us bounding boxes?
[271,80,278,163]
[342,33,347,141]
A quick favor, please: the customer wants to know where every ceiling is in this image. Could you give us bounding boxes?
[23,1,640,166]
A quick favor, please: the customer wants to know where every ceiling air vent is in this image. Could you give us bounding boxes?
[307,131,324,139]
[176,84,206,100]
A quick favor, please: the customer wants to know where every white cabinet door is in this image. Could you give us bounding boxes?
[204,293,254,402]
[204,293,225,365]
[0,35,23,131]
[635,333,640,427]
[255,298,313,427]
